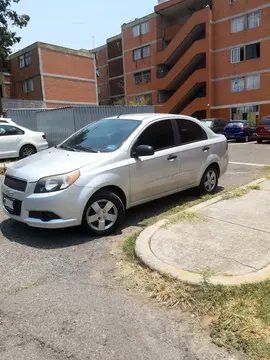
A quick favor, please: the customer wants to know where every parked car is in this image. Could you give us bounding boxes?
[200,118,227,134]
[0,117,16,125]
[223,120,256,142]
[0,122,48,159]
[2,114,229,236]
[256,117,270,143]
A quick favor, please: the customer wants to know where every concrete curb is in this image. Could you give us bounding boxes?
[135,177,270,286]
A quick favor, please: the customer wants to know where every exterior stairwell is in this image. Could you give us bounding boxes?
[155,7,210,115]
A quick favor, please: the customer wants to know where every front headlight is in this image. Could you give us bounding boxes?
[34,170,80,193]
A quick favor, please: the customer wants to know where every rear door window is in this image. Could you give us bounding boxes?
[0,125,24,136]
[175,119,207,145]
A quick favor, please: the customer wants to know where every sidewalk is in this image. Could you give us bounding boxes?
[135,179,270,285]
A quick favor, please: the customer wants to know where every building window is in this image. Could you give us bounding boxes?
[96,68,100,77]
[142,45,150,58]
[97,85,101,94]
[134,73,143,84]
[134,94,152,105]
[141,22,149,35]
[247,11,261,29]
[94,52,99,61]
[231,16,245,33]
[246,42,260,60]
[231,47,244,63]
[22,79,34,93]
[231,77,245,92]
[134,70,151,84]
[230,0,237,3]
[133,45,151,61]
[25,52,32,66]
[246,75,260,90]
[132,24,140,38]
[133,48,142,61]
[19,55,25,68]
[132,21,150,38]
[142,70,151,82]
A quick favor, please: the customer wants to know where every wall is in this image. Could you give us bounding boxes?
[10,47,43,101]
[6,105,155,146]
[94,46,109,104]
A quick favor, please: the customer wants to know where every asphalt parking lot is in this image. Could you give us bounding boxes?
[0,141,269,360]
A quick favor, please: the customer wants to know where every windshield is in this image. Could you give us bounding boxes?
[259,118,270,125]
[60,119,141,153]
[226,121,244,127]
[201,120,213,128]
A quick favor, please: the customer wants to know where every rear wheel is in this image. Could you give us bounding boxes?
[198,166,218,195]
[81,191,125,236]
[257,138,263,144]
[19,144,36,159]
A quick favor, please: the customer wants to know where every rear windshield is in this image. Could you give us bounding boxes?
[201,120,213,128]
[227,121,244,127]
[259,118,270,125]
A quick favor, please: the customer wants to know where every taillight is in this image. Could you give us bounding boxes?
[242,126,246,131]
[42,134,46,139]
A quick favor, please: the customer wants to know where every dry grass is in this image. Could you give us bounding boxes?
[260,165,270,173]
[222,185,260,200]
[0,166,7,176]
[119,243,270,359]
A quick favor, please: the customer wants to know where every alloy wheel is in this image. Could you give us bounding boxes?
[86,199,118,231]
[22,145,36,158]
[204,170,217,193]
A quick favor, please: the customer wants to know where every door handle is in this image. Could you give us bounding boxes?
[202,147,210,152]
[167,155,177,161]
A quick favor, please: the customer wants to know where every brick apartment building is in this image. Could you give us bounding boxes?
[0,42,97,110]
[91,0,270,121]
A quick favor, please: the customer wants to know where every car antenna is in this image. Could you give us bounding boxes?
[117,113,123,118]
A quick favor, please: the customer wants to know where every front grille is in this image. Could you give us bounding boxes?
[3,198,22,216]
[4,175,27,192]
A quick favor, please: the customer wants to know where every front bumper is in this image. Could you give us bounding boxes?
[2,180,88,229]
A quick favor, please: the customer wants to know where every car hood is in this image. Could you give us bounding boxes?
[7,147,111,182]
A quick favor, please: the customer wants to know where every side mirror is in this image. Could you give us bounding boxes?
[133,145,154,157]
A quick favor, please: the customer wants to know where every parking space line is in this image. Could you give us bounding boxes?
[229,161,268,167]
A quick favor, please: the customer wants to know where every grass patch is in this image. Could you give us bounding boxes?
[168,210,203,225]
[119,242,270,359]
[0,166,7,176]
[222,185,260,200]
[260,165,270,173]
[122,232,140,261]
[141,193,216,227]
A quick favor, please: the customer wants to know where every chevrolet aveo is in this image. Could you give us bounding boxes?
[2,114,229,236]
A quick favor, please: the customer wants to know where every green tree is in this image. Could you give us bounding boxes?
[0,0,30,59]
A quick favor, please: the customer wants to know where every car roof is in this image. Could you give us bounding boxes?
[104,113,197,123]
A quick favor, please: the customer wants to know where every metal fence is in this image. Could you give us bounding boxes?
[5,105,155,146]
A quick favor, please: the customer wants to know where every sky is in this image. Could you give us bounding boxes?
[12,0,158,52]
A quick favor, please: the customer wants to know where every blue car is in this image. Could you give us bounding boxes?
[223,120,256,142]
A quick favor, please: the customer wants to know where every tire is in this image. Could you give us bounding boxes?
[81,191,125,236]
[257,139,263,144]
[19,144,36,159]
[198,166,219,195]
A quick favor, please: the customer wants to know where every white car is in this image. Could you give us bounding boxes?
[0,120,48,159]
[2,113,228,236]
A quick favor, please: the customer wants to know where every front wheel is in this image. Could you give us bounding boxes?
[198,166,218,195]
[81,191,125,236]
[257,139,263,144]
[19,144,36,159]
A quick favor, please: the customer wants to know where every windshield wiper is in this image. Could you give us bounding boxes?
[74,145,98,153]
[58,144,77,152]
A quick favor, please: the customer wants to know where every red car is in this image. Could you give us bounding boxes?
[256,117,270,143]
